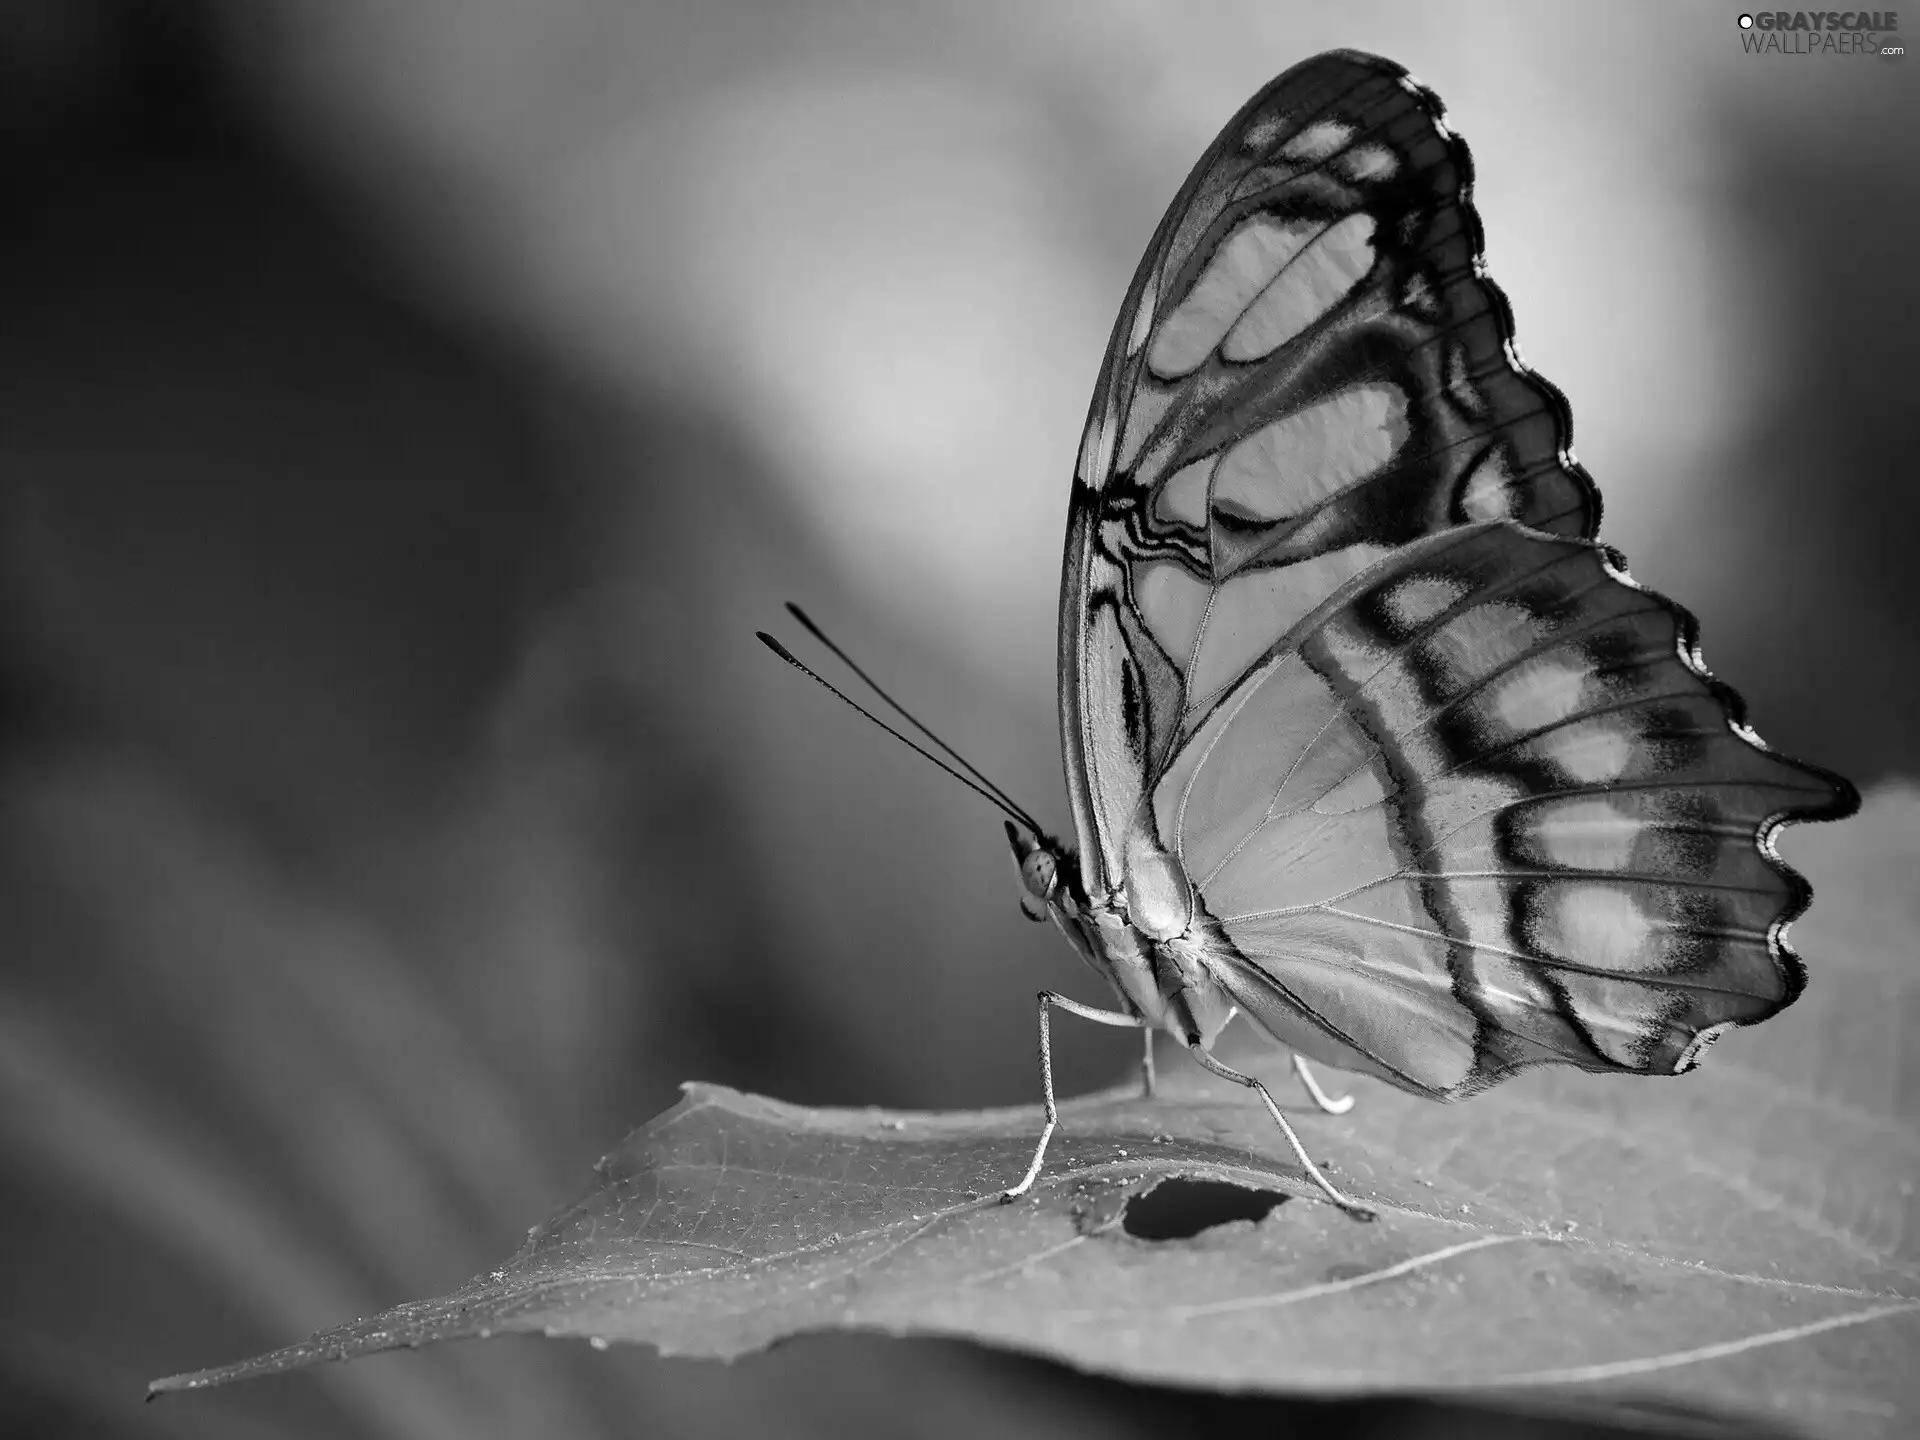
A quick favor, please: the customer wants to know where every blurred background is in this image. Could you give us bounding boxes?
[0,2,1910,1437]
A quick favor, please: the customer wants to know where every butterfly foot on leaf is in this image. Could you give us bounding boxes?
[1291,1054,1355,1115]
[1000,1119,1054,1205]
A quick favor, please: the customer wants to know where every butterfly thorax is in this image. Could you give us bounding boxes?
[1007,823,1239,1048]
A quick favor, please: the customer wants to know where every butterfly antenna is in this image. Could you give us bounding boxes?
[757,630,1045,836]
[781,603,1045,834]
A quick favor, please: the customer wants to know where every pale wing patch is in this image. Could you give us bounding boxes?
[1542,721,1635,783]
[1134,561,1211,670]
[1156,457,1213,527]
[1460,451,1519,520]
[1338,143,1397,181]
[1543,884,1657,969]
[1527,796,1643,870]
[1213,384,1407,522]
[1187,544,1391,703]
[1282,119,1352,161]
[1223,214,1376,361]
[1148,218,1317,379]
[1240,113,1288,153]
[1421,600,1549,690]
[1491,655,1589,734]
[1382,573,1469,632]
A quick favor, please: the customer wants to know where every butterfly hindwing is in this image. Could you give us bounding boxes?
[1158,524,1848,1095]
[1059,51,1856,1096]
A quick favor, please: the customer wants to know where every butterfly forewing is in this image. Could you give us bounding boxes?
[1059,50,1855,1097]
[1063,50,1601,896]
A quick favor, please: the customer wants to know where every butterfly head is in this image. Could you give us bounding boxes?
[1004,821,1067,923]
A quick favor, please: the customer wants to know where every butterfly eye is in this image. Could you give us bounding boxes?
[1009,833,1060,922]
[1025,849,1058,893]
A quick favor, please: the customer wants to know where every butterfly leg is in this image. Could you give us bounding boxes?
[1186,1044,1376,1221]
[1000,991,1145,1203]
[1140,1029,1158,1099]
[1290,1054,1354,1115]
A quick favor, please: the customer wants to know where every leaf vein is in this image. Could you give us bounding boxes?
[1482,1299,1920,1387]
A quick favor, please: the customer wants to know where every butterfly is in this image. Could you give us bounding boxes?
[767,49,1857,1220]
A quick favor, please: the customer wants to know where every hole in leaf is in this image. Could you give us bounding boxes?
[1121,1177,1288,1240]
